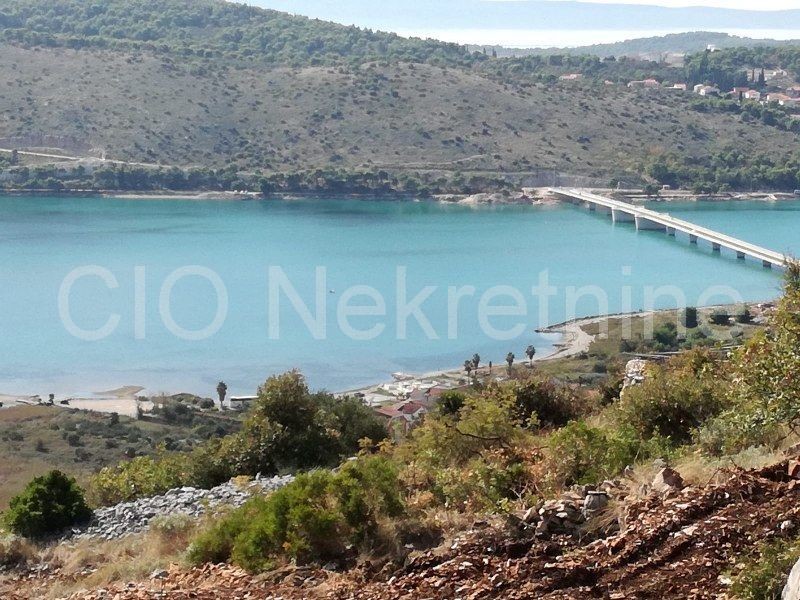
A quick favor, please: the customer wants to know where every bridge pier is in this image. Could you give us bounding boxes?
[611,208,635,223]
[635,215,667,231]
[552,189,784,271]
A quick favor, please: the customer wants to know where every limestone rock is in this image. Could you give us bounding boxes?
[69,474,295,541]
[651,467,684,494]
[783,557,800,600]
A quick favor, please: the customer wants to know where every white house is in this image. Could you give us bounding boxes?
[697,85,720,97]
[228,396,257,411]
[628,79,660,89]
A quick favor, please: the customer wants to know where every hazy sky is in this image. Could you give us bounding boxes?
[551,0,797,9]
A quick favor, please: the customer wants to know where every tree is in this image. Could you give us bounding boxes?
[506,352,515,373]
[5,471,92,538]
[682,307,699,329]
[10,149,18,165]
[464,359,473,379]
[736,304,753,324]
[644,183,660,197]
[525,345,536,366]
[216,381,227,406]
[709,309,731,326]
[437,390,467,416]
[472,353,481,373]
[758,68,766,88]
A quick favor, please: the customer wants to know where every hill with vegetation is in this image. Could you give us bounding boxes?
[557,32,800,59]
[480,32,800,60]
[1,0,800,194]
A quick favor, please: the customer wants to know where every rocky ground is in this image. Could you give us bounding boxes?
[6,460,797,599]
[70,475,295,541]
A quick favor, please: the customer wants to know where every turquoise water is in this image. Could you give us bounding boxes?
[0,195,793,396]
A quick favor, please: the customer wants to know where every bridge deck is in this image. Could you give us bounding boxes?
[551,188,785,268]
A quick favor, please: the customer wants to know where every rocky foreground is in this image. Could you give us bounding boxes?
[6,460,796,600]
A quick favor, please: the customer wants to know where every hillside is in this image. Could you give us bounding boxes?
[500,32,800,59]
[1,0,800,193]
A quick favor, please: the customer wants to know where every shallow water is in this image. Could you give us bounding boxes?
[0,195,793,396]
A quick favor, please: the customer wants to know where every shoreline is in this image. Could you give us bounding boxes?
[0,301,776,413]
[338,300,775,402]
[1,187,798,204]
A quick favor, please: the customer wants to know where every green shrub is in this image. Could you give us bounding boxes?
[189,455,403,571]
[709,309,731,325]
[693,411,780,457]
[735,304,753,324]
[730,536,800,600]
[513,376,584,429]
[436,390,467,416]
[651,321,679,351]
[4,471,92,539]
[545,421,670,487]
[188,499,266,566]
[87,450,193,506]
[614,350,727,446]
[712,266,800,452]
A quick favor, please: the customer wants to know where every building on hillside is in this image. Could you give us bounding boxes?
[765,69,788,81]
[695,85,720,97]
[743,90,762,101]
[228,396,257,411]
[559,73,583,81]
[628,79,660,89]
[671,83,688,91]
[767,93,799,107]
[406,385,453,408]
[374,399,430,434]
[786,86,800,99]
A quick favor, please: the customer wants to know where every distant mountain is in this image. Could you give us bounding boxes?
[472,32,800,60]
[254,0,800,32]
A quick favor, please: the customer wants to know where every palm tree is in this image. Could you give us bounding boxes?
[506,352,515,373]
[216,381,228,407]
[525,345,536,366]
[463,359,473,379]
[472,353,481,373]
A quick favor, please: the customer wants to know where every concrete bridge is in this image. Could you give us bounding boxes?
[550,188,786,269]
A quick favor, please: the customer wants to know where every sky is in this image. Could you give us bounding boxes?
[540,0,797,8]
[254,0,800,47]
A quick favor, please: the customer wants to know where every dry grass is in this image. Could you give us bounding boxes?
[40,515,197,599]
[0,404,240,510]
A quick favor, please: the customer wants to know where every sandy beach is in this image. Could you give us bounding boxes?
[0,385,147,418]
